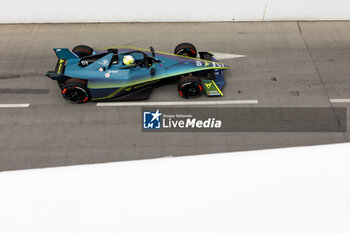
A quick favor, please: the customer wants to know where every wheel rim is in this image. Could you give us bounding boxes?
[62,86,89,103]
[180,82,202,98]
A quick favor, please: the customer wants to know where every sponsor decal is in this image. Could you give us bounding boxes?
[205,83,212,89]
[204,61,211,66]
[98,59,109,66]
[105,72,110,78]
[212,62,226,68]
[202,80,222,96]
[81,60,89,66]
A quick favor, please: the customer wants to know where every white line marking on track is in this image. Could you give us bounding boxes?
[210,52,247,60]
[0,104,30,108]
[97,100,258,107]
[330,99,350,103]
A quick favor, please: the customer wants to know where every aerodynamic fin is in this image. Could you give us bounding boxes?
[53,48,79,60]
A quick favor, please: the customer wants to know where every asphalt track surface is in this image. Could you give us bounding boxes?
[0,21,349,171]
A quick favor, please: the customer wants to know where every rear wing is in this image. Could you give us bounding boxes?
[45,48,78,80]
[53,48,79,60]
[45,59,67,80]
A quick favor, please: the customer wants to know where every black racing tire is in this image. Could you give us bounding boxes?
[61,79,90,104]
[177,76,203,99]
[174,43,197,58]
[72,45,93,58]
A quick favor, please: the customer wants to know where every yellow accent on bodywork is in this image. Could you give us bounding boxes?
[58,59,65,74]
[212,80,223,96]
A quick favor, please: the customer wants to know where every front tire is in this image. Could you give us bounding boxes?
[177,76,203,99]
[174,42,197,58]
[61,79,90,104]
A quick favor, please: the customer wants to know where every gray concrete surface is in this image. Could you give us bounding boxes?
[0,21,349,171]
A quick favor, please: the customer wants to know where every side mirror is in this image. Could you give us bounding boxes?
[150,46,155,57]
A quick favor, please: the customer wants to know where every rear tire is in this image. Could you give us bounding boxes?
[174,43,197,58]
[72,45,93,58]
[61,79,90,104]
[177,76,203,99]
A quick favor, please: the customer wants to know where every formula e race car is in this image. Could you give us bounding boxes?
[45,43,229,103]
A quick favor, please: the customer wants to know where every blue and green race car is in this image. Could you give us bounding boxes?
[45,43,229,103]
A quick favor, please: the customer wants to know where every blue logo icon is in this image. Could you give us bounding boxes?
[143,109,162,129]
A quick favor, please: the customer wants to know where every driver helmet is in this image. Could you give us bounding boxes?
[123,55,135,66]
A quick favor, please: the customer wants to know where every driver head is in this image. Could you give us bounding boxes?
[123,55,135,66]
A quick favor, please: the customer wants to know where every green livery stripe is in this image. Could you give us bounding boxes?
[91,87,125,101]
[90,80,160,100]
[95,46,228,66]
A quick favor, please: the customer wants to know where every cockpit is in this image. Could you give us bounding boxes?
[120,51,151,68]
[78,48,160,70]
